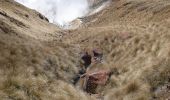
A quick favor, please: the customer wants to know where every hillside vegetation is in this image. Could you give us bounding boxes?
[0,0,170,100]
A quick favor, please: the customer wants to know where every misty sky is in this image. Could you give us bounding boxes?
[15,0,89,25]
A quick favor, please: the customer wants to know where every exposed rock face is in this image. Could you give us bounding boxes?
[37,12,49,22]
[63,18,83,29]
[87,0,109,8]
[81,70,111,94]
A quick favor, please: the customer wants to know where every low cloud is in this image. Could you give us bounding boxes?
[16,0,89,25]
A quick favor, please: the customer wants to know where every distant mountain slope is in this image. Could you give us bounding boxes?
[0,0,62,41]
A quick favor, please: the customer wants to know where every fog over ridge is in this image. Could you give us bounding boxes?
[16,0,89,25]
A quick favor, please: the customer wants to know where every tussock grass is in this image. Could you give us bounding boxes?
[0,6,91,99]
[1,0,170,100]
[124,81,139,94]
[0,30,93,99]
[63,0,170,99]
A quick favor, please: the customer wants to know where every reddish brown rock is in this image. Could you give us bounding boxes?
[81,70,111,94]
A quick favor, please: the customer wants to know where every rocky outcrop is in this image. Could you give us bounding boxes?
[87,0,110,8]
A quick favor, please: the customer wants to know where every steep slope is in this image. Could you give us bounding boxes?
[64,0,170,99]
[0,0,94,100]
[0,0,61,41]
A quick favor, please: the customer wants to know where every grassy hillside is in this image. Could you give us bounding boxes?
[0,0,94,100]
[0,0,170,100]
[64,0,170,99]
